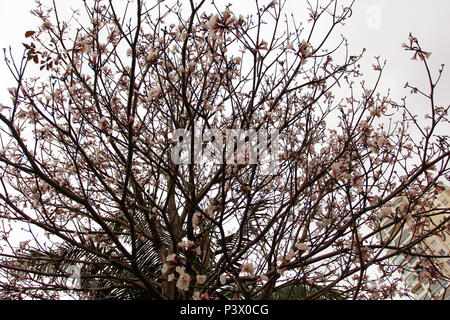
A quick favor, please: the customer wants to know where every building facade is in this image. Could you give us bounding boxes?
[378,189,450,300]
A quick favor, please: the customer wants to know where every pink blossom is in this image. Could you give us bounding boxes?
[294,242,310,252]
[175,266,186,274]
[194,247,201,256]
[260,274,269,282]
[196,275,206,284]
[192,212,202,228]
[166,254,177,262]
[241,262,254,275]
[176,272,191,291]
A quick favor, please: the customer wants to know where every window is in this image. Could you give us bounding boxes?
[441,198,448,206]
[411,283,422,294]
[444,290,450,300]
[414,285,425,297]
[393,199,405,207]
[393,255,405,265]
[431,283,443,295]
[399,232,411,245]
[405,273,416,286]
[430,240,438,247]
[380,229,388,239]
[439,249,446,256]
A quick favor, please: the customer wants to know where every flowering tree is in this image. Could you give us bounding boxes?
[0,0,449,300]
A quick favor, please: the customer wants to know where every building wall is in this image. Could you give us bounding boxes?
[379,189,450,300]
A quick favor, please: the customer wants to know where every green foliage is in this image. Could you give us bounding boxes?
[272,283,347,300]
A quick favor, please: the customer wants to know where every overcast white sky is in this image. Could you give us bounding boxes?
[1,0,450,106]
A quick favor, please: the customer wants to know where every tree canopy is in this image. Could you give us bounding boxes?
[0,0,448,300]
